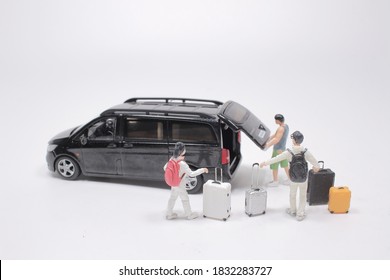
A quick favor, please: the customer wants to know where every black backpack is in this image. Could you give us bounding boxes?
[287,148,308,183]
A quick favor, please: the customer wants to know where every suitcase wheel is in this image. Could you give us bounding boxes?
[248,214,252,217]
[203,215,206,218]
[346,211,349,214]
[330,211,334,214]
[262,211,266,215]
[223,218,227,221]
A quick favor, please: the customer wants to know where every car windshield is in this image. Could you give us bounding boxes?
[70,125,83,135]
[70,117,94,135]
[71,115,103,136]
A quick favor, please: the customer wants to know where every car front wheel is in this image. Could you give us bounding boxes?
[56,156,81,180]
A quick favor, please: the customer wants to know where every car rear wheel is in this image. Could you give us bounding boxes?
[186,174,204,194]
[56,156,81,180]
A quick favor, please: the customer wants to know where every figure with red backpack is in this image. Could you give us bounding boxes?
[164,142,209,220]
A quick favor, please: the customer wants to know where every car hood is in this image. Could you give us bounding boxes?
[218,100,270,150]
[48,126,79,144]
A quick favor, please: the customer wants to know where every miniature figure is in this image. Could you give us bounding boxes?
[92,118,115,138]
[264,114,290,187]
[164,142,209,220]
[260,131,320,221]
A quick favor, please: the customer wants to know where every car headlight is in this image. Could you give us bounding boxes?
[47,144,57,152]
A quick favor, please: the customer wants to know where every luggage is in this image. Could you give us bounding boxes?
[328,186,351,214]
[245,163,267,216]
[203,168,231,221]
[307,161,335,205]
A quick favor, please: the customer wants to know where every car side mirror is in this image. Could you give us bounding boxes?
[80,135,88,145]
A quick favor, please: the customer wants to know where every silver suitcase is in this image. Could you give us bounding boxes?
[245,163,267,216]
[203,168,231,221]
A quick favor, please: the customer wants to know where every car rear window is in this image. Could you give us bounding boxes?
[223,102,248,124]
[171,121,217,144]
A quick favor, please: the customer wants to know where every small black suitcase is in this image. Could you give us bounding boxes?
[307,161,335,205]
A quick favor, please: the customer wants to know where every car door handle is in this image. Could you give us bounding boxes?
[123,143,133,148]
[107,143,117,148]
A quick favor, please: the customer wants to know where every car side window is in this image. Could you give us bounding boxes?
[125,119,165,141]
[171,121,217,144]
[87,118,116,141]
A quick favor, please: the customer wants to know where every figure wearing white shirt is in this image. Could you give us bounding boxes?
[261,131,320,221]
[164,142,208,220]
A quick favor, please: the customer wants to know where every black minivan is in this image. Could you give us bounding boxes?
[46,98,270,193]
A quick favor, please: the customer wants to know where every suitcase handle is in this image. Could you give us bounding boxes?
[318,161,325,169]
[251,163,260,188]
[213,167,223,184]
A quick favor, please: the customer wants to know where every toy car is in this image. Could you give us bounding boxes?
[46,98,270,193]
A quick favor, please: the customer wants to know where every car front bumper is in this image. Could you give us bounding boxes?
[46,151,56,172]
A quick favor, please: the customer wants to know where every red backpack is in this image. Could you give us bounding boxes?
[164,159,184,187]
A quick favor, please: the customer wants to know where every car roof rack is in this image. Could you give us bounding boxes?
[124,97,223,107]
[106,109,217,119]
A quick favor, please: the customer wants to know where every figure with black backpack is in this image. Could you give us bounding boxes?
[164,142,209,220]
[260,131,321,221]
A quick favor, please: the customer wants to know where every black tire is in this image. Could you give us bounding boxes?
[186,173,204,194]
[55,156,81,180]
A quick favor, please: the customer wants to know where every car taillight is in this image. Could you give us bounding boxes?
[237,131,241,143]
[222,148,230,165]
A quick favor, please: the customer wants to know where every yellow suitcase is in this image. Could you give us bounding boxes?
[328,186,351,214]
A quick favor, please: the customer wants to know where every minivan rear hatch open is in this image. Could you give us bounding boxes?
[218,100,270,150]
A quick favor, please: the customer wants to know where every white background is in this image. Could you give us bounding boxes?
[0,0,389,260]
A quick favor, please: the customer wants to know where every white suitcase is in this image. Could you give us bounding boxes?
[203,168,231,221]
[245,163,267,216]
